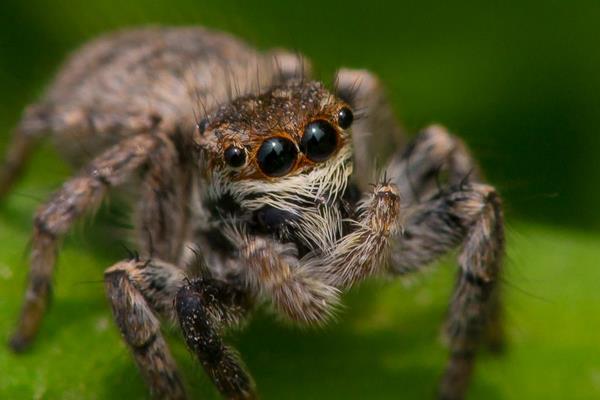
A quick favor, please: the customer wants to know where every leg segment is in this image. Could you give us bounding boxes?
[175,277,255,400]
[134,133,191,263]
[440,187,504,400]
[105,258,187,400]
[387,126,503,398]
[223,228,340,325]
[9,134,162,351]
[0,129,39,199]
[333,68,405,190]
[389,184,504,400]
[0,105,48,200]
[388,124,481,204]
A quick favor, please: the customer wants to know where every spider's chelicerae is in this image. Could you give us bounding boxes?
[1,26,505,400]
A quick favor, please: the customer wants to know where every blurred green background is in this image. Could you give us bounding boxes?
[1,0,599,399]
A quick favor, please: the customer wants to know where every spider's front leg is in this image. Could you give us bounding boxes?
[105,258,187,400]
[175,276,255,399]
[107,256,256,400]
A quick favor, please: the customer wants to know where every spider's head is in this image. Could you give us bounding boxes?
[195,80,355,250]
[196,81,353,179]
[196,80,354,206]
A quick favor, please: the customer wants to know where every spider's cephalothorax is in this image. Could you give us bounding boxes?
[1,26,506,400]
[197,80,355,255]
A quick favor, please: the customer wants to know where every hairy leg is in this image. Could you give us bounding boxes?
[0,104,50,200]
[386,126,503,398]
[0,128,39,199]
[333,68,405,190]
[223,227,340,325]
[175,277,255,400]
[134,133,192,263]
[319,177,403,289]
[389,184,504,400]
[9,134,163,351]
[105,258,187,399]
[388,124,481,204]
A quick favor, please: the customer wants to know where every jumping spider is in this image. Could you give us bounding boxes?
[1,26,505,400]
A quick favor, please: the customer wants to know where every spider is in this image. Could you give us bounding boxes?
[0,26,505,400]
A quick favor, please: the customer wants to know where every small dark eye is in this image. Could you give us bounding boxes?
[337,107,354,129]
[257,137,298,177]
[224,145,246,168]
[300,120,338,162]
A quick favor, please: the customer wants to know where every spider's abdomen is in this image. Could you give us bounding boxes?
[18,27,291,167]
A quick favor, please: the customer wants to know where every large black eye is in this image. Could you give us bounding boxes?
[224,145,246,168]
[257,137,298,177]
[300,120,338,162]
[337,107,353,129]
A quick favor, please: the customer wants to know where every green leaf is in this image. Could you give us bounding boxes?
[1,161,599,398]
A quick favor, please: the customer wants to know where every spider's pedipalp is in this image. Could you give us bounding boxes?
[223,226,340,325]
[317,180,403,289]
